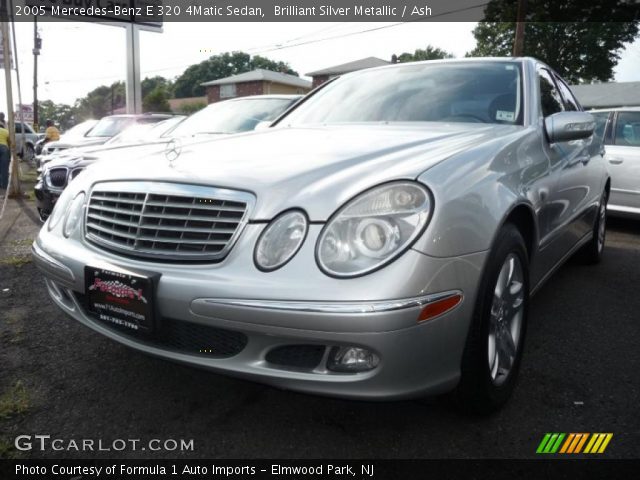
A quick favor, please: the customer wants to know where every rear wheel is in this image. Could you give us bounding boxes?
[453,223,529,414]
[21,144,36,166]
[578,190,607,264]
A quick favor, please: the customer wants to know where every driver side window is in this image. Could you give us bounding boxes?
[538,69,564,118]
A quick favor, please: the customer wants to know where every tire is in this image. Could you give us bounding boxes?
[21,144,35,166]
[577,190,608,265]
[452,223,529,414]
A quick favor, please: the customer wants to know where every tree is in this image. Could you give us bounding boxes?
[468,1,639,83]
[397,46,454,63]
[75,81,126,119]
[142,76,173,99]
[178,102,207,115]
[142,86,171,113]
[38,100,78,130]
[173,51,298,98]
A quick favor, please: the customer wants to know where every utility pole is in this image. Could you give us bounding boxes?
[513,0,528,56]
[33,17,40,131]
[1,19,21,197]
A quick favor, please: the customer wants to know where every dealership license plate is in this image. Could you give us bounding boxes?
[85,267,154,333]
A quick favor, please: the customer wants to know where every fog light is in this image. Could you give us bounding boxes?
[327,346,379,373]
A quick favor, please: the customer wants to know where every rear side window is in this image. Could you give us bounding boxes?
[614,112,640,147]
[538,69,564,117]
[555,77,581,111]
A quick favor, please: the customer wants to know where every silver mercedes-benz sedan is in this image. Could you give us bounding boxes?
[33,58,609,413]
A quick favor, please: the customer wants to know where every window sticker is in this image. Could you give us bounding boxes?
[497,110,515,121]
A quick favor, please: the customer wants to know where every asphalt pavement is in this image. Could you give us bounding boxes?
[0,196,638,459]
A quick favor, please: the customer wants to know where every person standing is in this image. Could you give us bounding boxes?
[0,112,6,128]
[0,122,10,191]
[44,119,60,144]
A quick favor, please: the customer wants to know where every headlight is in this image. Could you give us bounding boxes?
[63,192,86,238]
[317,181,432,277]
[47,188,74,231]
[254,210,308,271]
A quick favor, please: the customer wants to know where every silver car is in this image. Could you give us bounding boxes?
[33,58,609,413]
[590,107,640,217]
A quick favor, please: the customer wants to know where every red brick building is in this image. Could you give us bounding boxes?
[306,57,390,88]
[202,69,312,104]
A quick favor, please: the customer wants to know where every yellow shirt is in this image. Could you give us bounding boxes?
[0,127,9,147]
[45,126,61,142]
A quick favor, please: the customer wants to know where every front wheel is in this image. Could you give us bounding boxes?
[452,223,529,414]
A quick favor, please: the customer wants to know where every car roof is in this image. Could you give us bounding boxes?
[339,56,530,76]
[100,113,175,119]
[224,94,303,101]
[589,107,640,113]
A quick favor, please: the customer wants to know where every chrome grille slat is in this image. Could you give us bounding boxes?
[91,195,146,205]
[84,182,252,261]
[136,212,242,223]
[86,213,140,229]
[144,200,246,212]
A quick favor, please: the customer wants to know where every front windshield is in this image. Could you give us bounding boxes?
[104,117,185,146]
[167,97,297,137]
[87,117,135,137]
[64,120,97,138]
[282,61,523,126]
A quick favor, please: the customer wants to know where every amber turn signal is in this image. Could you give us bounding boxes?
[417,294,463,323]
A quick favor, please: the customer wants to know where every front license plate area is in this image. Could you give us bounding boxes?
[85,267,154,333]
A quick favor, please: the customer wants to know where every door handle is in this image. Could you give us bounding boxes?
[608,157,624,165]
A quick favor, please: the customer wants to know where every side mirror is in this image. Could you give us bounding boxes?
[545,111,595,143]
[253,121,272,131]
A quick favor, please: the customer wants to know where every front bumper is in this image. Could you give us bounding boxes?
[33,224,488,400]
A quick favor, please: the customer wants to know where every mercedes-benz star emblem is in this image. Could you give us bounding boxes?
[165,138,182,163]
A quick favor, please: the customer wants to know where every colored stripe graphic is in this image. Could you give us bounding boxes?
[537,433,613,454]
[536,433,566,453]
[584,433,614,454]
[536,433,552,453]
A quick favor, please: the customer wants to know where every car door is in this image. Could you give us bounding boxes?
[534,68,593,279]
[606,111,640,214]
[555,74,606,224]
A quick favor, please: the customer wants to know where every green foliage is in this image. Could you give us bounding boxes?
[142,86,171,113]
[397,46,454,63]
[178,102,207,115]
[74,81,126,119]
[37,100,76,130]
[142,76,173,99]
[173,51,297,98]
[468,1,639,83]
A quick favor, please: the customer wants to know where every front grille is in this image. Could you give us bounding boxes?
[74,292,248,358]
[48,168,68,188]
[85,182,253,261]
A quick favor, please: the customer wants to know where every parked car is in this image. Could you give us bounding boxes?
[12,121,41,164]
[38,114,173,165]
[34,95,301,220]
[590,107,640,217]
[33,58,608,413]
[36,119,98,158]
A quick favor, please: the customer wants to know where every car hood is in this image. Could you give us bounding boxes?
[45,140,171,169]
[84,123,522,220]
[49,137,109,150]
